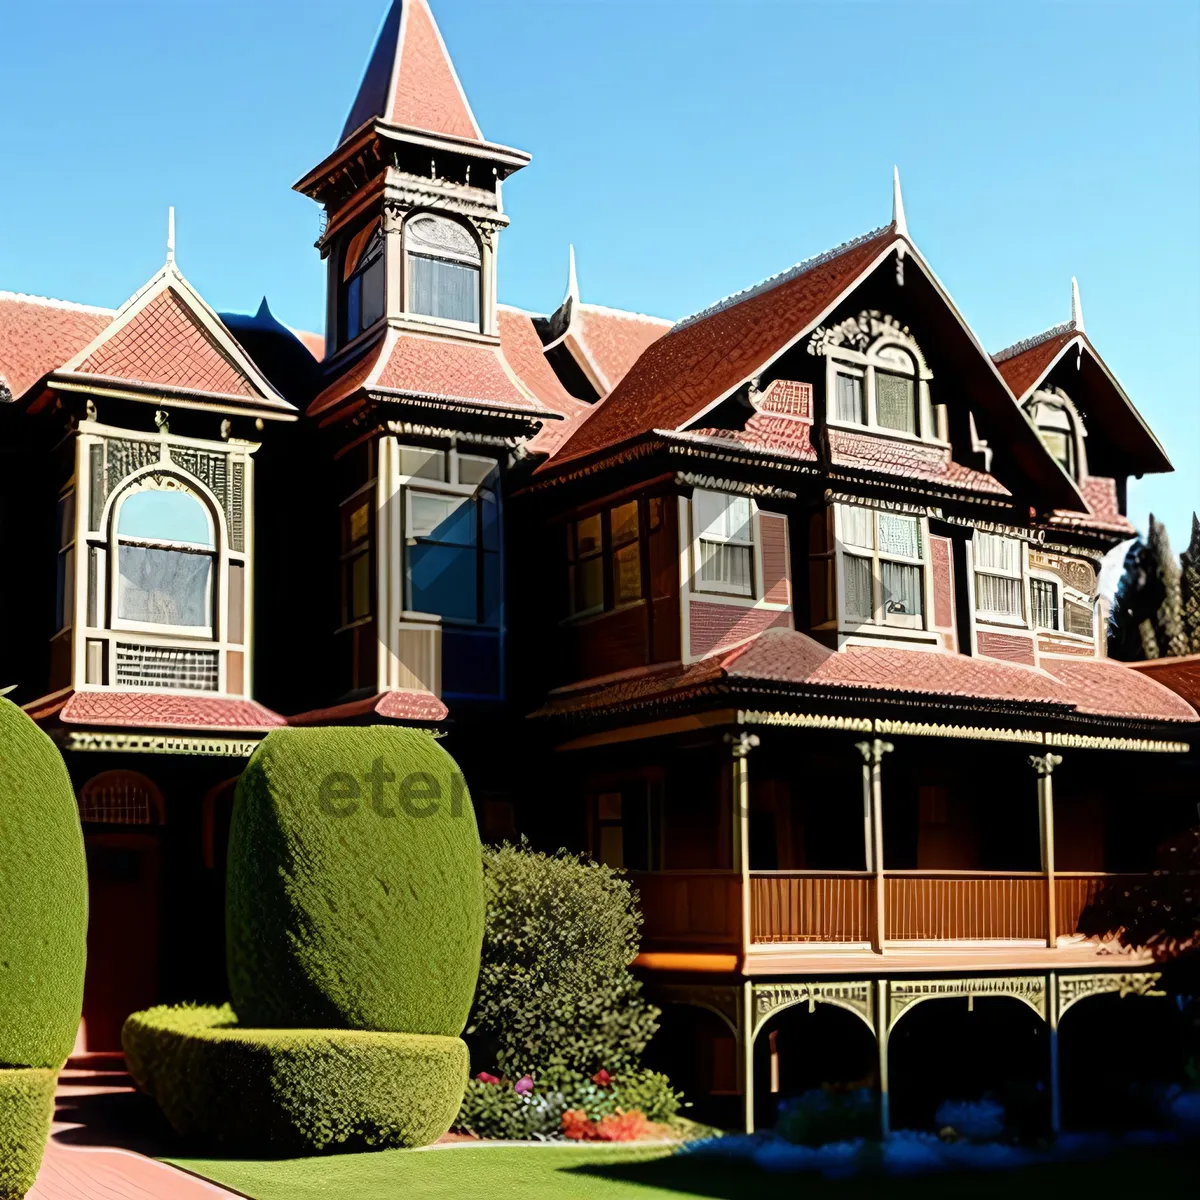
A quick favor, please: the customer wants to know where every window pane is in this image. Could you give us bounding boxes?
[573,556,603,614]
[346,273,362,340]
[834,373,864,423]
[976,572,1023,618]
[876,372,915,434]
[410,255,480,325]
[56,547,75,632]
[614,542,642,603]
[346,501,370,549]
[409,542,477,621]
[119,490,212,547]
[410,493,474,544]
[974,533,1021,576]
[480,492,498,552]
[696,490,751,543]
[611,500,639,547]
[1064,599,1093,638]
[482,551,501,626]
[877,512,921,560]
[576,514,602,558]
[349,553,371,620]
[840,505,874,551]
[881,560,922,618]
[118,545,212,627]
[1031,578,1058,629]
[598,824,624,868]
[457,455,498,488]
[1040,429,1073,475]
[844,553,874,621]
[398,447,445,481]
[57,493,75,548]
[359,256,384,330]
[699,541,752,592]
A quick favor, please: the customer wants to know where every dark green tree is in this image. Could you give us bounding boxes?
[1181,513,1200,655]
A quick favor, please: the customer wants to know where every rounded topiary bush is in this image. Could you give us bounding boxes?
[227,727,483,1035]
[0,697,87,1199]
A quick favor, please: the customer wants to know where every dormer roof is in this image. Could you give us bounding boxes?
[338,0,483,149]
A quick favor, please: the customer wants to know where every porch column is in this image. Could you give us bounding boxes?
[857,739,894,953]
[875,977,891,1138]
[1029,753,1063,949]
[726,731,759,957]
[741,980,756,1134]
[1047,971,1061,1135]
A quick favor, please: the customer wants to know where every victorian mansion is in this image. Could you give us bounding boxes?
[0,0,1194,1135]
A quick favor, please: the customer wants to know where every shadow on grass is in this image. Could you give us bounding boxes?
[564,1140,1200,1199]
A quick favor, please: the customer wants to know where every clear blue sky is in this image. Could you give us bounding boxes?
[2,1,1196,549]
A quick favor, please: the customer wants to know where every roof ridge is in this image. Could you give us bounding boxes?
[497,301,547,318]
[672,224,892,333]
[577,302,674,326]
[992,320,1077,363]
[0,289,115,316]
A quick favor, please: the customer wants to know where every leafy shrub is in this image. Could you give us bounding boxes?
[775,1087,877,1146]
[122,1004,467,1153]
[454,1067,682,1140]
[0,1069,57,1200]
[466,843,659,1079]
[227,727,483,1035]
[0,697,87,1070]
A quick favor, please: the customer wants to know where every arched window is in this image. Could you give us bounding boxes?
[405,215,480,326]
[79,770,165,825]
[114,483,215,631]
[1026,389,1085,479]
[341,222,385,343]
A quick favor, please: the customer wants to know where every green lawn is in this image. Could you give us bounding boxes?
[169,1139,1198,1200]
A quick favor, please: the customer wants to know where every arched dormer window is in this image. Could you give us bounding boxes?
[811,312,937,440]
[1026,388,1087,480]
[113,482,215,633]
[405,214,480,327]
[341,222,385,344]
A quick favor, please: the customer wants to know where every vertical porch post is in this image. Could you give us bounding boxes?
[741,980,756,1134]
[726,731,759,957]
[1029,753,1062,949]
[875,977,891,1138]
[1047,971,1061,1135]
[857,739,894,953]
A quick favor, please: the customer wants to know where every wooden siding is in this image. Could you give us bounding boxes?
[630,870,740,950]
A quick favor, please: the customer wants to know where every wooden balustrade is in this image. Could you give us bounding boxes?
[1055,872,1133,939]
[750,872,872,943]
[629,870,741,949]
[884,872,1047,941]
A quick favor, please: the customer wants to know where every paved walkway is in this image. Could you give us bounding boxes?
[28,1056,244,1200]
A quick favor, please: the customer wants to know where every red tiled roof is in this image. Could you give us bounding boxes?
[573,305,671,391]
[0,292,113,399]
[993,326,1077,399]
[535,629,1199,727]
[546,227,897,467]
[72,287,258,400]
[54,690,286,732]
[288,689,449,725]
[308,337,386,417]
[1126,654,1200,712]
[1040,656,1198,722]
[1048,475,1135,535]
[339,0,481,147]
[497,307,583,416]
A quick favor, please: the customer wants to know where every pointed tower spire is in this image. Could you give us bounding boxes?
[566,244,579,306]
[892,166,908,238]
[166,206,176,265]
[1070,276,1085,333]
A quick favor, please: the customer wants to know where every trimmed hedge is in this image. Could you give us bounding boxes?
[0,1069,57,1200]
[0,697,87,1070]
[226,726,483,1035]
[122,1004,467,1153]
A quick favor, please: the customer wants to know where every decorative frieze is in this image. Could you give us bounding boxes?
[1029,550,1096,597]
[1057,972,1163,1019]
[889,975,1047,1030]
[652,983,742,1036]
[64,731,260,757]
[752,981,874,1036]
[807,310,925,370]
[104,437,160,501]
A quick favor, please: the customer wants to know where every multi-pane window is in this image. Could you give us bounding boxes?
[1027,393,1080,480]
[340,494,372,625]
[974,532,1024,621]
[406,215,481,327]
[406,468,500,626]
[695,490,754,596]
[114,487,215,631]
[341,223,385,344]
[567,500,645,617]
[875,372,916,434]
[838,505,925,628]
[1064,599,1094,638]
[55,491,76,633]
[1030,577,1059,630]
[833,371,865,424]
[827,344,922,436]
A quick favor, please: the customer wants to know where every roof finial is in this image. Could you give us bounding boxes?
[167,206,176,265]
[566,243,579,305]
[1070,276,1084,333]
[892,166,908,238]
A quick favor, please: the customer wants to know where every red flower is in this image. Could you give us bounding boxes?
[475,1071,501,1085]
[591,1069,613,1088]
[514,1074,534,1095]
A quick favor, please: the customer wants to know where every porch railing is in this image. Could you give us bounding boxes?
[1055,872,1134,939]
[884,871,1046,941]
[629,870,741,949]
[750,871,872,943]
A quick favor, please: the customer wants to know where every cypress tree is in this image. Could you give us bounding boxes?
[1147,515,1187,658]
[1181,512,1200,655]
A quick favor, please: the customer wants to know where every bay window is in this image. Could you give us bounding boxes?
[838,505,925,628]
[974,531,1024,622]
[694,490,754,597]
